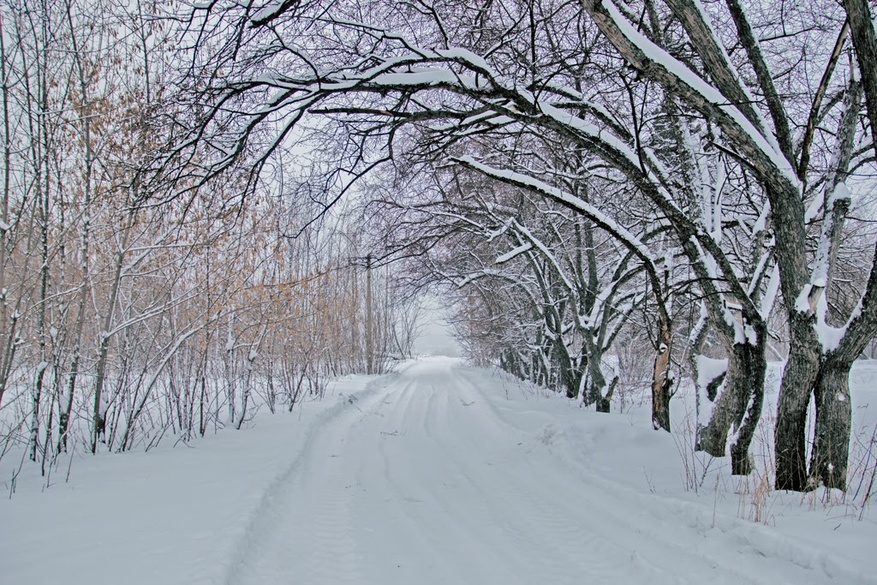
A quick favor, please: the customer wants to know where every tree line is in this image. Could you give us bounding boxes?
[2,0,877,496]
[0,0,417,477]
[163,0,877,493]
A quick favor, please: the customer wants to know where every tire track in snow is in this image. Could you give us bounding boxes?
[357,379,465,581]
[354,368,620,584]
[296,377,419,584]
[366,379,524,584]
[420,380,638,585]
[351,364,694,584]
[220,373,395,585]
[442,374,678,582]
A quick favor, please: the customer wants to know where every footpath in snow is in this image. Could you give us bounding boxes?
[1,357,875,584]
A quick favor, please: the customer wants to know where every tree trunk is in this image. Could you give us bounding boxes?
[595,394,611,413]
[774,315,821,490]
[235,339,260,430]
[0,10,11,411]
[365,254,374,374]
[729,332,766,475]
[809,355,852,489]
[586,340,615,413]
[696,355,744,457]
[651,313,672,431]
[224,319,236,425]
[594,377,617,413]
[550,327,579,399]
[807,249,877,490]
[563,362,583,399]
[59,13,95,454]
[696,338,764,469]
[91,210,133,453]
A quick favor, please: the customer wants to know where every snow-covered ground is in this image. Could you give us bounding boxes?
[1,358,875,584]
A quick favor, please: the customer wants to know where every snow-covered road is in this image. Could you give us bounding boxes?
[2,357,873,584]
[218,358,869,585]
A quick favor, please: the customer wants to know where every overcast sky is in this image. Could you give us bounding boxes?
[413,296,461,357]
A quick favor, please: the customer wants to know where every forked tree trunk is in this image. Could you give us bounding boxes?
[697,334,766,475]
[585,339,616,413]
[564,363,584,400]
[594,377,617,413]
[553,333,580,399]
[729,330,766,475]
[696,347,745,457]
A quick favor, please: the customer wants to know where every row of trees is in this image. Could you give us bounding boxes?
[168,0,877,492]
[0,0,415,475]
[3,0,875,496]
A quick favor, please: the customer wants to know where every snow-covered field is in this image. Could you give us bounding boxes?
[1,357,875,584]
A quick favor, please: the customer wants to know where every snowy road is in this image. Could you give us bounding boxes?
[3,357,873,584]
[216,358,865,585]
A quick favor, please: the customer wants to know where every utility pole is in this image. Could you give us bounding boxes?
[365,253,374,374]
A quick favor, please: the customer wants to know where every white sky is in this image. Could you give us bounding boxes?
[413,295,461,357]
